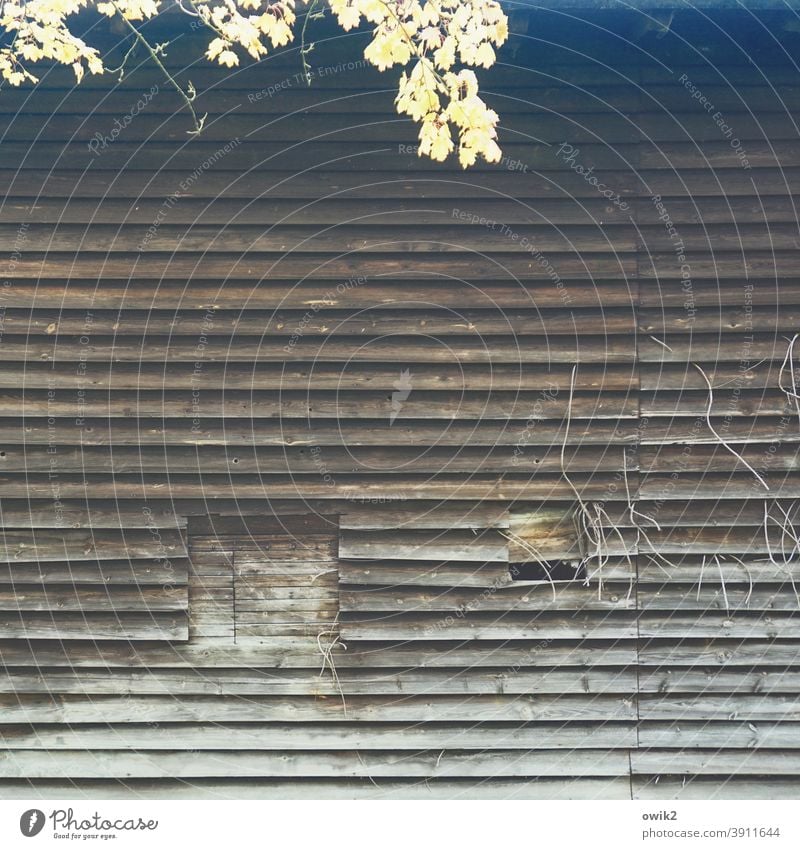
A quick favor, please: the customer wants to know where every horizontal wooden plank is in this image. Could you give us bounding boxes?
[4,106,789,146]
[0,309,638,340]
[0,529,186,563]
[0,196,632,226]
[339,530,508,562]
[0,141,639,172]
[338,559,636,588]
[2,497,777,533]
[640,695,800,721]
[2,136,798,173]
[0,335,637,363]
[0,693,638,722]
[0,586,186,613]
[638,473,800,499]
[634,500,800,528]
[640,306,800,334]
[0,558,189,585]
[7,222,800,254]
[0,777,632,800]
[0,390,637,419]
[639,333,800,362]
[0,722,637,751]
[640,139,800,170]
[0,168,642,200]
[632,751,800,776]
[0,84,635,116]
[641,280,800,307]
[638,613,800,639]
[340,504,514,531]
[0,749,631,779]
[0,639,637,669]
[0,503,186,529]
[633,777,800,801]
[639,722,800,749]
[0,223,641,254]
[639,670,800,694]
[7,79,800,115]
[4,166,799,202]
[641,360,800,392]
[638,555,800,583]
[340,612,638,641]
[189,513,338,537]
[340,585,635,613]
[643,418,800,445]
[0,668,637,696]
[0,418,637,447]
[640,641,800,667]
[641,586,800,612]
[0,253,636,281]
[641,391,795,418]
[0,474,634,501]
[0,279,636,310]
[637,525,800,554]
[0,110,638,144]
[0,445,633,475]
[0,613,188,641]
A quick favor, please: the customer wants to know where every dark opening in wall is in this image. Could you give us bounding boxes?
[509,560,586,583]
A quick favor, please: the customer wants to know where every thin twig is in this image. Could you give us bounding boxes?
[111,4,207,134]
[728,554,754,607]
[714,554,730,614]
[648,334,673,352]
[778,332,800,430]
[299,0,324,83]
[693,363,770,490]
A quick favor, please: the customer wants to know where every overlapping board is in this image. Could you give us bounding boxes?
[0,9,798,799]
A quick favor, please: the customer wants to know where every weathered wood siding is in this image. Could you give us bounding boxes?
[0,10,798,798]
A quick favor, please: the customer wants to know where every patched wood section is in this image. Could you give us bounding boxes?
[188,515,340,642]
[337,503,635,642]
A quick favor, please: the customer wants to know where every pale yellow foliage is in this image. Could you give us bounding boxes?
[335,0,507,166]
[0,0,508,167]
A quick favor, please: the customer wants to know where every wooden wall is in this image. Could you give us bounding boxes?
[0,8,798,799]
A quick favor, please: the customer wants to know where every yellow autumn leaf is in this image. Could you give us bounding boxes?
[0,0,508,167]
[217,49,240,67]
